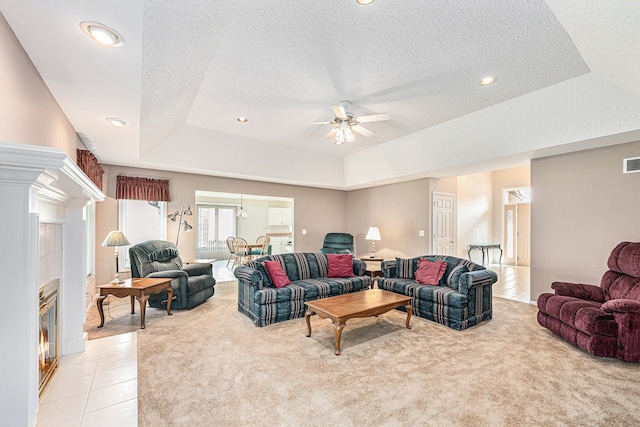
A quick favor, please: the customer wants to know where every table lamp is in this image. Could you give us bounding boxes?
[102,230,130,284]
[366,226,381,258]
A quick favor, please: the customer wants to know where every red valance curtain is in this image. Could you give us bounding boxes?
[116,175,170,202]
[76,149,104,190]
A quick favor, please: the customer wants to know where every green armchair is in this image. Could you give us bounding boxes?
[129,240,215,309]
[320,233,354,254]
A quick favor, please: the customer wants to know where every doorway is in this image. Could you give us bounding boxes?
[502,188,531,266]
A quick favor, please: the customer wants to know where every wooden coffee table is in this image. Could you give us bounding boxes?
[96,278,174,329]
[305,289,412,355]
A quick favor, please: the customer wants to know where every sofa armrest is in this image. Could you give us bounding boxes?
[551,282,605,302]
[234,265,265,290]
[380,259,397,278]
[602,299,640,314]
[183,263,213,277]
[458,269,498,294]
[352,259,367,276]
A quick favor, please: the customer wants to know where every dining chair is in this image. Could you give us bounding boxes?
[251,236,271,260]
[226,236,237,267]
[233,238,251,266]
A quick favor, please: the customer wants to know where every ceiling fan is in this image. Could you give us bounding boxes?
[310,101,390,145]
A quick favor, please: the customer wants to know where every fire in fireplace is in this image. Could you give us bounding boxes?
[39,280,59,398]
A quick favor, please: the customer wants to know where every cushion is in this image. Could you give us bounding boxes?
[396,258,418,279]
[264,261,292,288]
[327,254,354,278]
[415,259,447,285]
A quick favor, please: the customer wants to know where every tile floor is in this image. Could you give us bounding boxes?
[37,332,138,427]
[489,264,531,304]
[37,261,530,426]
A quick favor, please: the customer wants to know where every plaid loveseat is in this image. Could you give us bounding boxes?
[379,256,497,330]
[234,253,371,327]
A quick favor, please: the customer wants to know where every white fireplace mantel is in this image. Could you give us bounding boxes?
[0,141,105,426]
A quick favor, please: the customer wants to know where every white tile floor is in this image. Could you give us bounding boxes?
[37,261,530,426]
[489,264,531,304]
[37,332,138,427]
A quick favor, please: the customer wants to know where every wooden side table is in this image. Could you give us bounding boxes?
[182,259,215,265]
[96,278,174,329]
[360,257,385,288]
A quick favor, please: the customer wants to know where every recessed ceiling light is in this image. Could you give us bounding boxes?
[106,117,129,127]
[356,0,375,4]
[479,76,496,86]
[80,22,124,47]
[237,117,248,123]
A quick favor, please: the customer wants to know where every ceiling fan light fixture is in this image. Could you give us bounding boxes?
[356,0,375,4]
[479,76,496,86]
[335,121,355,145]
[236,117,248,123]
[80,22,124,47]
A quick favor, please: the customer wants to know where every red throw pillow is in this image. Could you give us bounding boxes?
[264,261,292,288]
[327,254,354,278]
[415,259,447,285]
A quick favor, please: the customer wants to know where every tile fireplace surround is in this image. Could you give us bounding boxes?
[0,141,105,426]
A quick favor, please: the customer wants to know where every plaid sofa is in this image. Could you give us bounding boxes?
[379,256,497,330]
[234,253,371,327]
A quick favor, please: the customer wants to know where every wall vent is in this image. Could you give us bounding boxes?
[623,157,640,174]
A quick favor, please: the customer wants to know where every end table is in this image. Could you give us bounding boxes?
[360,256,385,288]
[96,277,174,329]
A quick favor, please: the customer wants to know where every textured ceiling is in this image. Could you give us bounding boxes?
[2,1,640,189]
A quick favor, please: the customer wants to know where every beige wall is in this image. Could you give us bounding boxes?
[0,13,81,159]
[346,179,432,260]
[346,169,527,263]
[96,164,347,284]
[531,140,640,301]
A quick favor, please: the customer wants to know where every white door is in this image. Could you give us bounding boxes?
[432,192,455,255]
[502,203,531,266]
[503,204,517,265]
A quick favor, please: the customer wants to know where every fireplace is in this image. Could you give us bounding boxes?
[39,280,59,398]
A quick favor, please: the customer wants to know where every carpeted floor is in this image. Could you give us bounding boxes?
[135,282,639,426]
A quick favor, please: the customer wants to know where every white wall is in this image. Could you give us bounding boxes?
[456,172,494,262]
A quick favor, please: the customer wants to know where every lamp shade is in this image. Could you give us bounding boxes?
[101,231,130,247]
[366,226,381,241]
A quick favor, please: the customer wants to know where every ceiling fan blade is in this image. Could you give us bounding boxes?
[352,124,375,137]
[324,128,338,139]
[356,113,390,123]
[332,105,347,119]
[308,121,332,125]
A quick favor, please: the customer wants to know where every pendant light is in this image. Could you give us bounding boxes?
[236,195,248,219]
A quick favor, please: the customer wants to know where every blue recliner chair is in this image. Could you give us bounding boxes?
[129,240,215,309]
[320,233,354,254]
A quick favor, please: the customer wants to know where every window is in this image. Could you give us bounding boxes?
[118,200,167,268]
[196,204,237,259]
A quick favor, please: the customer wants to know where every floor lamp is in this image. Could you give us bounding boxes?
[168,204,193,246]
[102,231,130,284]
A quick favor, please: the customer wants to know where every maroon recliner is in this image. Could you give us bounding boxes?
[537,241,640,362]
